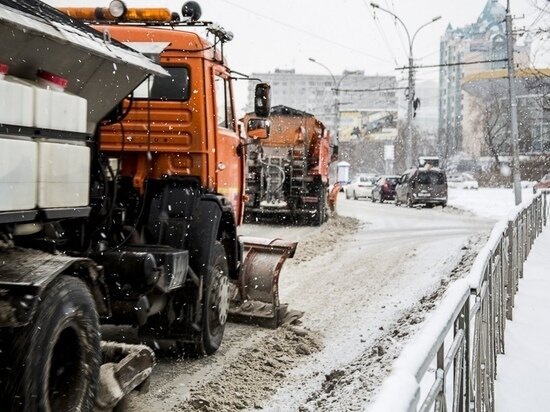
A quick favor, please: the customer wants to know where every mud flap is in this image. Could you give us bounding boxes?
[95,342,155,411]
[229,236,298,328]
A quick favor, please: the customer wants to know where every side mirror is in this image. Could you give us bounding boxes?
[247,118,271,140]
[254,83,271,117]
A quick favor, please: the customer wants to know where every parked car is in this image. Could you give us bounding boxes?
[447,172,479,190]
[533,174,550,193]
[371,175,400,202]
[395,168,448,208]
[345,174,378,200]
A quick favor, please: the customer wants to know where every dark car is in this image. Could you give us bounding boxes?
[371,175,400,202]
[395,168,448,208]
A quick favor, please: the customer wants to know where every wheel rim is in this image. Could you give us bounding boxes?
[208,265,230,333]
[47,323,86,411]
[217,275,230,325]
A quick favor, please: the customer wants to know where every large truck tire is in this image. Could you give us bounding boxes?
[187,241,230,356]
[311,186,328,226]
[6,275,101,412]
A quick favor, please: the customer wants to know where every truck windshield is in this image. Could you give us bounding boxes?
[133,67,190,101]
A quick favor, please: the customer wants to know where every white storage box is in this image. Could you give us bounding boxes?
[0,65,34,127]
[34,71,88,133]
[37,141,90,208]
[0,136,38,211]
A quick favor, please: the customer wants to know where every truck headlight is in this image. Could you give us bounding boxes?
[109,0,127,18]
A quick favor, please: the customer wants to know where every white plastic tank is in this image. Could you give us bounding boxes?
[337,161,351,184]
[0,136,38,211]
[37,141,90,208]
[34,70,88,133]
[0,63,34,127]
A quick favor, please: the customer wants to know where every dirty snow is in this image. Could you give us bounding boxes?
[117,193,496,411]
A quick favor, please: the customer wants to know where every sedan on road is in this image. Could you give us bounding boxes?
[345,174,378,200]
[371,175,400,202]
[447,173,479,190]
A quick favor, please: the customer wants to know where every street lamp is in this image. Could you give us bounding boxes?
[370,3,441,169]
[505,0,522,205]
[308,57,350,144]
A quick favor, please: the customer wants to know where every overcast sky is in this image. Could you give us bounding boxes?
[44,0,547,107]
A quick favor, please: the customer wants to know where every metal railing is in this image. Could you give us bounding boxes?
[370,190,550,412]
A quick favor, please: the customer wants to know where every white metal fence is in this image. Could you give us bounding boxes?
[369,190,550,412]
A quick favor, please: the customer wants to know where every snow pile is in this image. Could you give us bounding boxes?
[180,325,323,412]
[288,215,361,265]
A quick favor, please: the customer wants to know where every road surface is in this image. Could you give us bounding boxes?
[119,194,493,411]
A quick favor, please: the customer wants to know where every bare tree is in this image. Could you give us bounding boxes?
[472,92,509,168]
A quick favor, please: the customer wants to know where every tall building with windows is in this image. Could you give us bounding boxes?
[438,0,531,158]
[246,69,397,141]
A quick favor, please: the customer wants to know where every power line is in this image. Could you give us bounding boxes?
[363,0,399,66]
[527,2,549,31]
[336,86,408,93]
[395,59,508,71]
[218,0,393,64]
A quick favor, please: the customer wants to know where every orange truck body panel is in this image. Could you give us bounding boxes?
[243,110,331,182]
[242,106,333,224]
[98,26,244,221]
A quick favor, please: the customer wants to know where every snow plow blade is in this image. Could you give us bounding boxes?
[95,342,155,411]
[229,237,298,328]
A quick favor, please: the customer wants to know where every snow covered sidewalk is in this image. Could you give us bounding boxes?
[495,226,550,412]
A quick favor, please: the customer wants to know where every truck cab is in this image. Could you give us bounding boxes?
[99,26,245,221]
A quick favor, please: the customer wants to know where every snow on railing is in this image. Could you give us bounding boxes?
[369,190,550,412]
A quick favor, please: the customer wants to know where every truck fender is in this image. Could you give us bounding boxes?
[188,195,240,280]
[0,248,110,328]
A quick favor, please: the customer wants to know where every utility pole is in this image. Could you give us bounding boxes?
[370,3,440,169]
[407,55,414,170]
[506,0,522,205]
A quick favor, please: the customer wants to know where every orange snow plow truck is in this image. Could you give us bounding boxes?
[242,106,335,225]
[0,0,295,410]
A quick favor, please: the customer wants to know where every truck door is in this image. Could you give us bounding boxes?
[212,69,243,221]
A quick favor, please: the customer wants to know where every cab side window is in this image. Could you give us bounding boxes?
[134,66,190,101]
[214,75,235,130]
[401,173,408,184]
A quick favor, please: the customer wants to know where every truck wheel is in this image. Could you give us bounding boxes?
[353,191,358,200]
[192,242,230,356]
[6,276,100,411]
[319,186,328,224]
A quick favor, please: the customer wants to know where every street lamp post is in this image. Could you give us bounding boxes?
[505,0,522,205]
[370,3,440,169]
[307,58,349,144]
[308,57,344,142]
